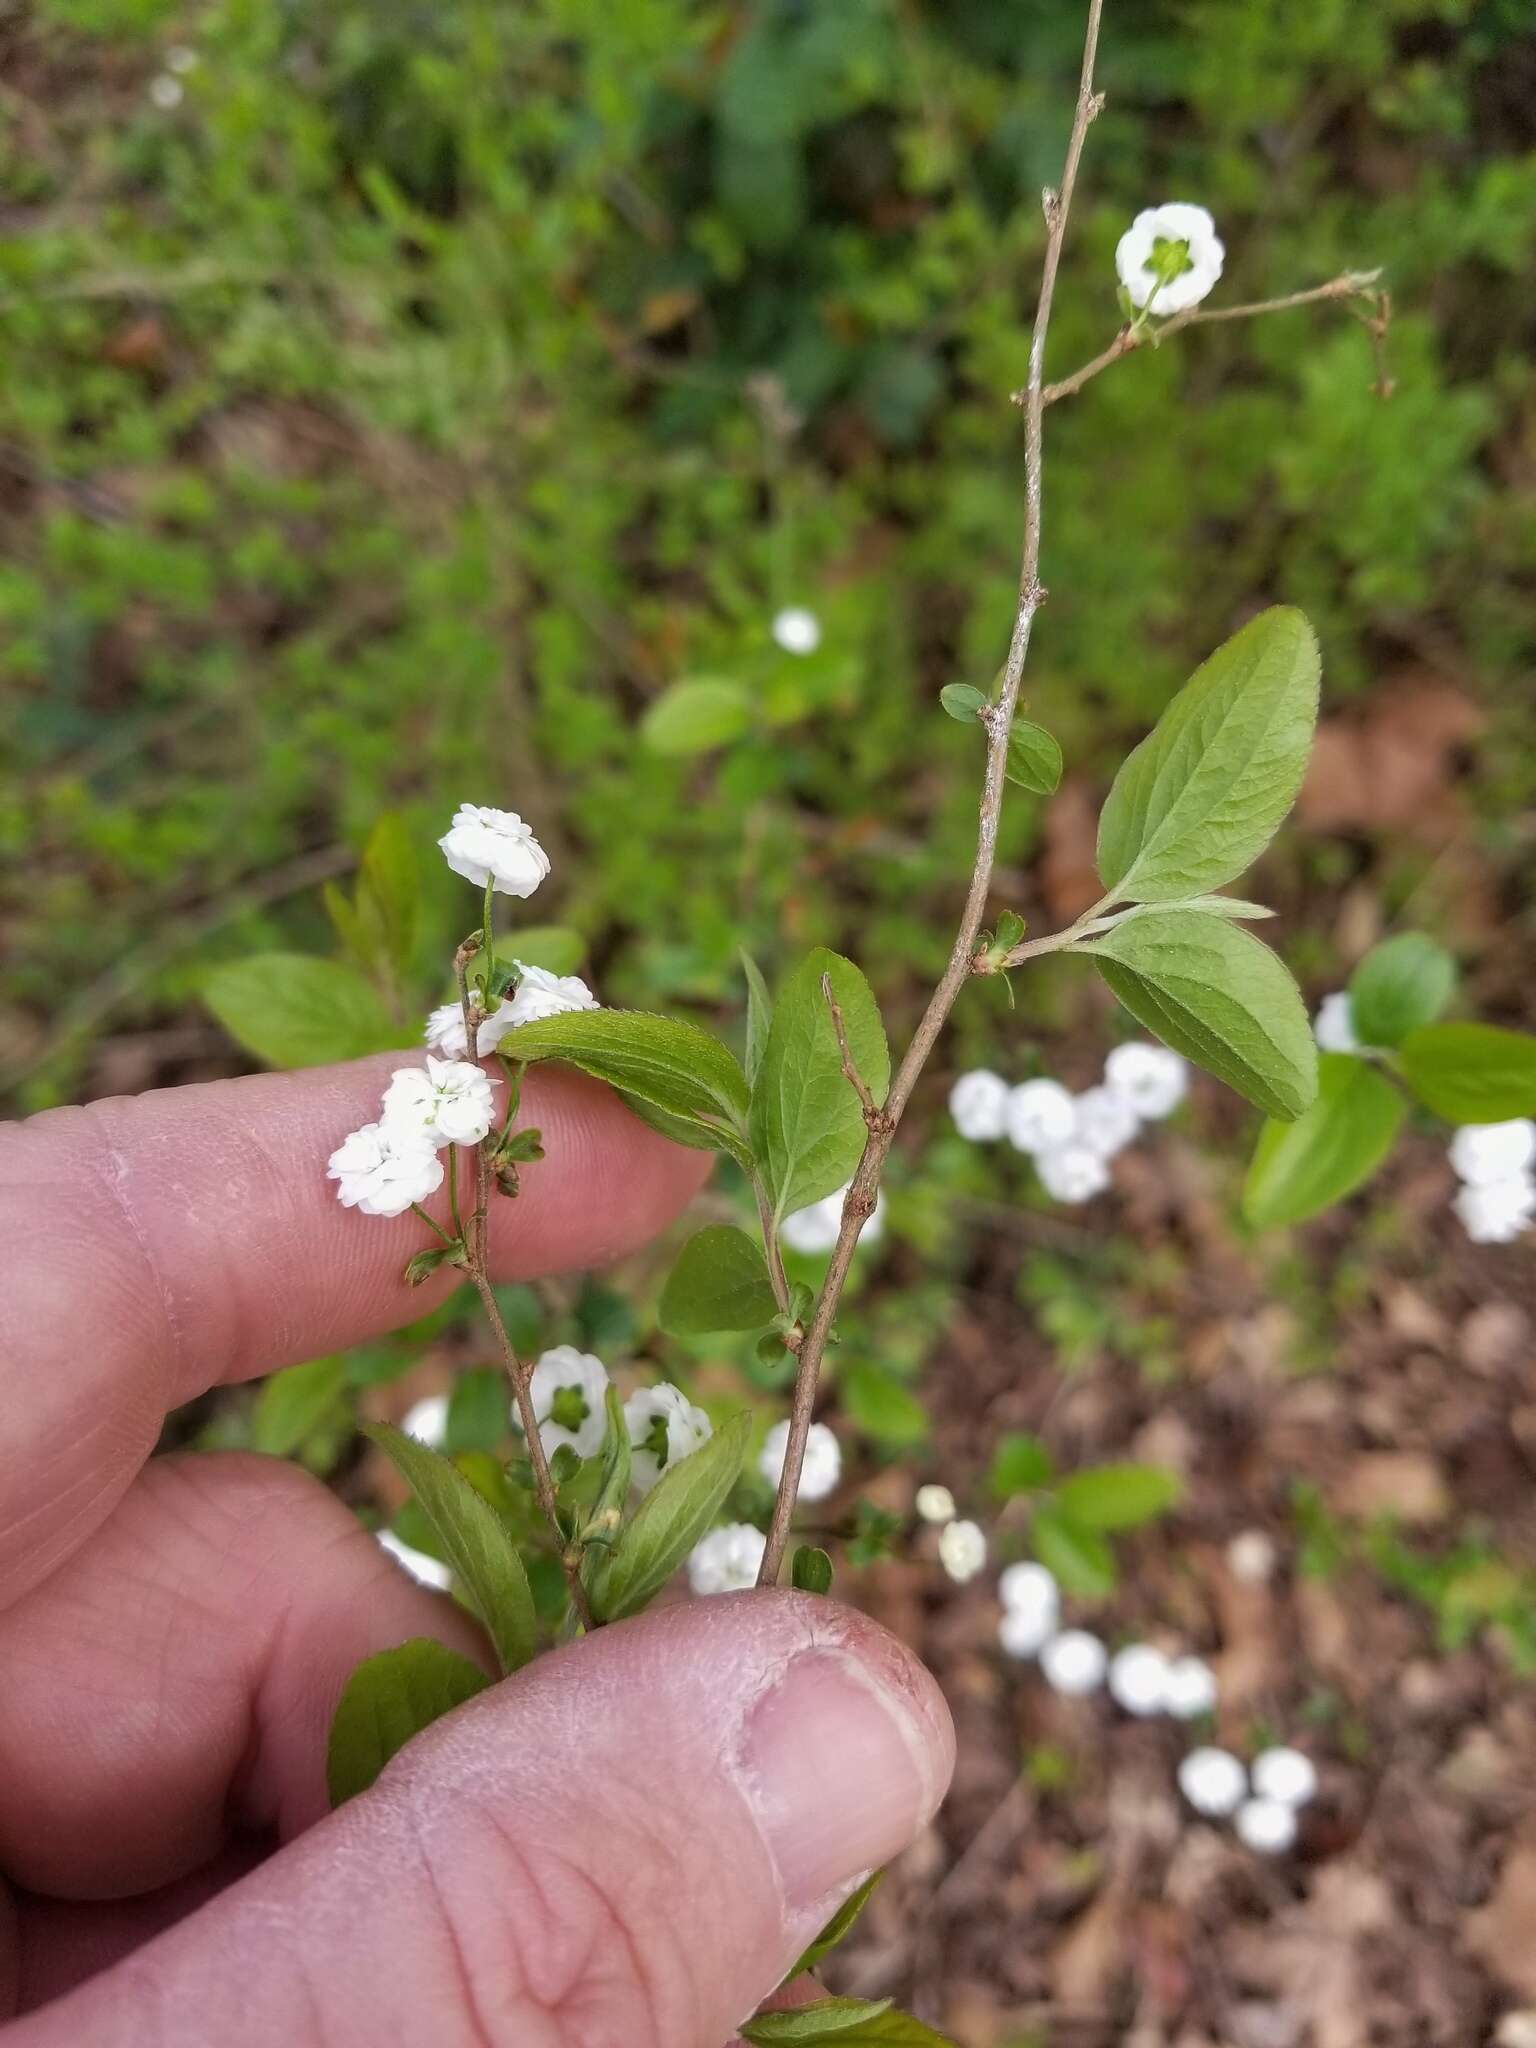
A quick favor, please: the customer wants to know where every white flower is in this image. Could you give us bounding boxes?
[1250,1746,1318,1808]
[381,1057,499,1148]
[1104,1042,1188,1120]
[949,1069,1011,1142]
[1115,203,1224,315]
[376,1529,452,1592]
[1449,1120,1536,1186]
[1454,1176,1536,1244]
[1178,1746,1247,1818]
[437,803,550,898]
[1072,1085,1141,1161]
[626,1382,713,1494]
[998,1561,1060,1624]
[1227,1528,1277,1584]
[915,1484,957,1525]
[148,72,183,108]
[758,1419,841,1502]
[688,1522,766,1594]
[1005,1078,1077,1155]
[779,1184,885,1257]
[1235,1795,1297,1855]
[1313,991,1360,1054]
[327,1120,444,1218]
[1164,1655,1218,1719]
[1039,1629,1108,1697]
[400,1394,450,1447]
[1035,1143,1111,1205]
[505,962,599,1026]
[772,606,822,656]
[938,1519,987,1584]
[998,1605,1057,1659]
[423,997,518,1060]
[519,1346,610,1461]
[1108,1642,1171,1716]
[165,43,199,72]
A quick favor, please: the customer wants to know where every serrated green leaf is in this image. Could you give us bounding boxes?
[1054,1462,1182,1531]
[1084,910,1316,1120]
[252,1356,348,1457]
[445,1368,508,1455]
[742,949,773,1089]
[359,812,419,980]
[366,1424,538,1674]
[326,1639,489,1808]
[1032,1508,1116,1598]
[587,1412,752,1622]
[660,1225,779,1335]
[750,949,890,1222]
[989,1432,1054,1497]
[842,1363,928,1447]
[786,1872,883,1982]
[1348,934,1457,1050]
[791,1545,834,1596]
[1244,1053,1406,1228]
[203,953,402,1068]
[1005,721,1062,794]
[939,683,986,722]
[1398,1021,1536,1123]
[1097,607,1320,902]
[496,1009,751,1163]
[642,677,752,754]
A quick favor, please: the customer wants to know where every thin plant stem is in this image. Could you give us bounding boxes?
[410,1201,458,1247]
[757,0,1107,1586]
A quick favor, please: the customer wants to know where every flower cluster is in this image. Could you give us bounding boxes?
[1450,1119,1536,1245]
[688,1522,767,1594]
[1178,1743,1317,1854]
[327,1055,500,1218]
[513,1348,714,1493]
[1115,203,1225,315]
[424,962,598,1059]
[758,1419,842,1502]
[994,1559,1216,1717]
[948,1042,1188,1205]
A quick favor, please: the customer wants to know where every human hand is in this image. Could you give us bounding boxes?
[0,1059,954,2046]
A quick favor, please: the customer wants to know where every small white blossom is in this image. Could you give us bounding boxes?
[1250,1746,1318,1809]
[915,1484,957,1525]
[505,961,599,1026]
[1178,1745,1247,1818]
[376,1529,452,1592]
[1449,1120,1536,1186]
[1035,1143,1112,1205]
[327,1120,444,1218]
[165,43,199,72]
[626,1382,713,1494]
[1235,1795,1298,1854]
[771,606,822,656]
[1039,1628,1108,1697]
[688,1522,766,1594]
[147,73,183,108]
[1454,1176,1536,1244]
[1104,1041,1188,1120]
[520,1346,610,1461]
[1116,202,1224,315]
[400,1394,450,1447]
[1072,1085,1141,1161]
[1227,1528,1277,1584]
[949,1069,1011,1142]
[382,1056,499,1148]
[424,997,518,1060]
[1108,1642,1171,1717]
[779,1184,885,1256]
[1164,1655,1218,1720]
[758,1419,841,1502]
[938,1518,987,1584]
[1005,1078,1077,1155]
[998,1604,1056,1659]
[998,1561,1060,1623]
[437,802,550,898]
[1313,991,1360,1054]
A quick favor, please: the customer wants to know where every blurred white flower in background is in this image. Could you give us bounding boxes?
[400,1394,450,1448]
[1034,1143,1111,1205]
[1072,1084,1141,1160]
[780,1183,885,1256]
[1251,1746,1318,1809]
[1313,990,1360,1053]
[1235,1796,1297,1855]
[326,1120,444,1217]
[519,1345,610,1461]
[376,1529,452,1592]
[147,73,183,108]
[1104,1041,1188,1120]
[1005,1078,1077,1154]
[758,1419,841,1501]
[688,1522,767,1594]
[938,1518,987,1583]
[165,43,199,72]
[437,803,550,897]
[948,1068,1011,1142]
[1178,1746,1247,1818]
[1108,1642,1171,1716]
[914,1484,957,1525]
[1449,1119,1536,1244]
[1163,1654,1219,1720]
[1115,203,1225,314]
[1455,1180,1536,1244]
[1226,1528,1277,1584]
[1039,1629,1108,1697]
[771,606,822,655]
[626,1382,713,1493]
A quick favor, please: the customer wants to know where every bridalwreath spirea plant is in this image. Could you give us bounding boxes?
[194,6,1536,2040]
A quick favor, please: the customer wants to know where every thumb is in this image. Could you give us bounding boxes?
[12,1592,954,2048]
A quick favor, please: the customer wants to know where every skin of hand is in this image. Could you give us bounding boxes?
[0,1057,955,2047]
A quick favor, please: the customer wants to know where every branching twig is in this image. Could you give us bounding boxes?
[757,0,1108,1586]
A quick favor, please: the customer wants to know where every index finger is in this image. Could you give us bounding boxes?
[0,1056,711,1609]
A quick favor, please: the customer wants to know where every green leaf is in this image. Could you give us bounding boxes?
[745,1999,955,2045]
[1244,1053,1406,1228]
[587,1412,752,1622]
[1158,894,1274,921]
[496,1009,751,1163]
[787,1872,883,1981]
[446,1368,509,1454]
[1032,1508,1116,1599]
[939,683,986,723]
[358,812,419,979]
[641,677,752,755]
[365,1424,538,1674]
[660,1225,779,1336]
[1084,910,1316,1120]
[251,1356,347,1457]
[1054,1462,1182,1531]
[1096,607,1320,902]
[988,1432,1055,1498]
[578,1387,634,1589]
[1004,721,1062,794]
[203,953,401,1068]
[842,1363,928,1448]
[1347,934,1457,1050]
[750,949,890,1222]
[742,949,774,1089]
[507,926,587,977]
[326,1639,489,1808]
[1399,1022,1536,1123]
[791,1545,834,1596]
